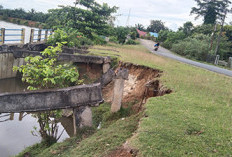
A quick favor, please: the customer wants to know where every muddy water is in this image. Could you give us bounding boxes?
[0,78,71,157]
[0,77,26,93]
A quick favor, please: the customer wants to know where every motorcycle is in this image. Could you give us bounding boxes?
[154,46,159,51]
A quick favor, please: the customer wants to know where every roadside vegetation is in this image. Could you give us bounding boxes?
[136,1,232,66]
[157,0,232,65]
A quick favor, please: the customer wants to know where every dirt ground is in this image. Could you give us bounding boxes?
[106,148,133,157]
[103,62,171,112]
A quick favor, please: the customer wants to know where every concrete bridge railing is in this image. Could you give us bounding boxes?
[0,83,103,113]
[0,43,111,79]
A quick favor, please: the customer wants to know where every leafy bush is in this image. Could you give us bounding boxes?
[171,33,232,61]
[92,33,107,45]
[125,39,139,45]
[109,27,137,44]
[114,27,130,44]
[171,34,211,61]
[162,31,186,49]
[23,21,29,26]
[158,30,171,42]
[129,28,138,40]
[192,24,214,36]
[109,36,118,43]
[47,29,92,48]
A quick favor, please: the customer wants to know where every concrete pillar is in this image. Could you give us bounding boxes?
[214,55,220,65]
[2,53,7,79]
[10,113,14,120]
[19,112,24,121]
[103,63,111,73]
[0,54,2,79]
[30,29,34,43]
[228,57,232,69]
[111,68,129,113]
[73,108,77,135]
[12,58,20,76]
[21,28,25,44]
[103,57,111,73]
[74,106,93,130]
[38,29,42,42]
[6,53,14,78]
[45,30,48,41]
[0,28,5,45]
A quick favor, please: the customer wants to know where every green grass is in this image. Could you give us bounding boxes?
[89,43,232,156]
[16,103,139,157]
[16,42,232,156]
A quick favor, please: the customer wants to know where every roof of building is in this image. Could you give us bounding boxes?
[136,29,147,37]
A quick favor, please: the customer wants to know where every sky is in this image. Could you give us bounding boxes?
[0,0,231,31]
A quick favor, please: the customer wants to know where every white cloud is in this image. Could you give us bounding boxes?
[1,0,231,31]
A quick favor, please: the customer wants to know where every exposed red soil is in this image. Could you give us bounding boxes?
[106,148,133,157]
[103,62,172,112]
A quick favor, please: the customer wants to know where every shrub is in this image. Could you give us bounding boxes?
[171,34,210,61]
[114,26,130,44]
[23,21,29,26]
[92,33,107,45]
[129,29,137,40]
[125,39,139,45]
[158,30,171,42]
[109,36,118,43]
[47,29,92,48]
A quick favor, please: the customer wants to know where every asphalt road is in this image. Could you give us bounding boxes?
[140,39,232,77]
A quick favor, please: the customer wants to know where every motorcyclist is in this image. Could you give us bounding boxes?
[154,42,160,48]
[154,42,160,51]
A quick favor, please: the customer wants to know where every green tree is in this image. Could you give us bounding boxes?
[179,21,194,36]
[114,26,130,44]
[147,20,168,33]
[192,24,214,35]
[14,43,82,145]
[46,0,118,38]
[224,25,232,41]
[162,31,186,49]
[157,30,171,42]
[191,0,232,24]
[0,6,49,23]
[47,29,92,48]
[135,23,146,31]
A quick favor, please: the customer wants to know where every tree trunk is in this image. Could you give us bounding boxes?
[214,8,228,55]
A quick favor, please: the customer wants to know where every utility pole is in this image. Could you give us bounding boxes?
[126,9,131,26]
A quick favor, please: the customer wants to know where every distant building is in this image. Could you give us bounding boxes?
[136,29,147,37]
[149,32,159,38]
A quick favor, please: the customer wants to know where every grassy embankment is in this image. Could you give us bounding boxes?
[17,43,232,156]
